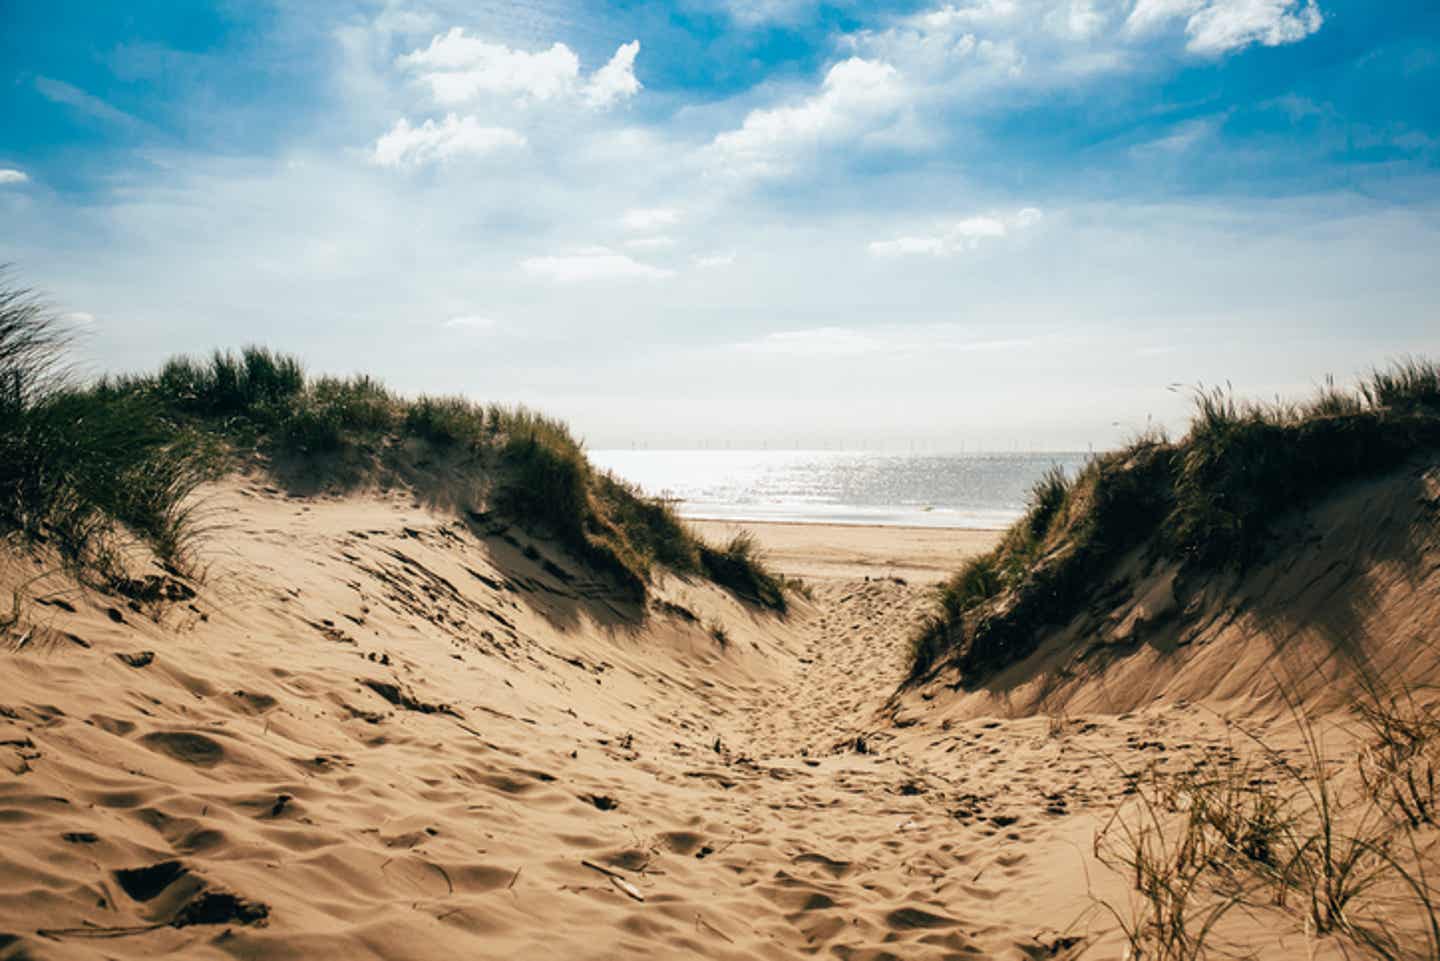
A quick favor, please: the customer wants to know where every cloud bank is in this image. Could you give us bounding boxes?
[1127,0,1324,55]
[397,29,642,109]
[371,114,525,167]
[710,58,907,178]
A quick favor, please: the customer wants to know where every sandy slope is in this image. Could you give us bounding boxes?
[896,460,1440,722]
[0,473,1434,960]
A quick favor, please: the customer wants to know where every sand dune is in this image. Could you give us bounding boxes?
[1,470,1437,959]
[898,460,1440,721]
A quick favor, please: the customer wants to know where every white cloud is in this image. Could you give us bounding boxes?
[399,29,579,103]
[869,207,1042,257]
[694,252,736,268]
[1125,0,1204,34]
[905,1,1024,32]
[1055,0,1108,39]
[621,207,681,231]
[1126,0,1323,55]
[444,315,498,331]
[1186,0,1322,54]
[0,169,28,185]
[372,114,524,167]
[398,29,641,109]
[521,247,674,283]
[710,57,908,177]
[905,0,1320,54]
[843,0,1321,106]
[584,41,642,108]
[62,311,95,325]
[844,5,1093,101]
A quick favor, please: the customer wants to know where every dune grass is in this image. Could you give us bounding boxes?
[910,359,1440,682]
[105,349,788,606]
[0,274,216,583]
[699,530,789,613]
[909,435,1174,680]
[1096,668,1440,960]
[0,278,787,610]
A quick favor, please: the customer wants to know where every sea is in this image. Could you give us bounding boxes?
[587,450,1094,530]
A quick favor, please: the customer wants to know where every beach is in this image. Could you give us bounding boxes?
[688,518,1002,583]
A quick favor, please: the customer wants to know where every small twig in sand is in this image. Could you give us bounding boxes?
[37,923,166,940]
[581,860,645,902]
[580,859,625,880]
[696,914,735,943]
[507,866,522,890]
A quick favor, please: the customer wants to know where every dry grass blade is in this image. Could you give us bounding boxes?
[1093,760,1253,961]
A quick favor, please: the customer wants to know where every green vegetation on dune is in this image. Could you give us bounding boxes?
[0,276,787,610]
[910,358,1440,684]
[698,530,789,612]
[0,276,213,582]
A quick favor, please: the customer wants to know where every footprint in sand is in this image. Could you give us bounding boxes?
[140,731,226,767]
[114,860,189,902]
[884,905,963,930]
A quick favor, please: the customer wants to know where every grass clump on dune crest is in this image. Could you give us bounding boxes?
[0,272,215,582]
[1171,369,1440,568]
[910,437,1173,680]
[910,359,1440,683]
[699,531,789,614]
[153,347,306,418]
[1362,356,1440,413]
[131,352,789,608]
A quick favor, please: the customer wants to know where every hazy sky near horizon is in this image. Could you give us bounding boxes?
[2,0,1438,449]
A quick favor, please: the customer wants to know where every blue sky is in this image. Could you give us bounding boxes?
[2,0,1438,449]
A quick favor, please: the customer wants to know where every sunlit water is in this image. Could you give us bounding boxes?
[588,450,1093,530]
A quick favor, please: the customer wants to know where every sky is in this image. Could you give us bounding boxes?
[1,0,1438,450]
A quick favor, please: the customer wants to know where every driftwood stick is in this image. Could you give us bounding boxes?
[580,860,645,902]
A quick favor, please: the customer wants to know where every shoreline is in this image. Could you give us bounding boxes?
[680,514,1005,534]
[687,517,1002,584]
